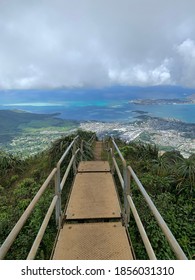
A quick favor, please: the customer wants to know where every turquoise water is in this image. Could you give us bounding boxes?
[1,100,195,123]
[1,87,195,123]
[132,103,195,123]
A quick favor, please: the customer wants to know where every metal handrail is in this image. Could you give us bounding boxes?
[128,166,188,260]
[110,138,188,260]
[27,195,58,260]
[111,137,126,166]
[110,148,124,189]
[88,133,96,146]
[0,167,57,259]
[0,135,188,260]
[60,148,80,191]
[80,134,96,161]
[127,195,157,260]
[0,135,83,260]
[57,136,79,166]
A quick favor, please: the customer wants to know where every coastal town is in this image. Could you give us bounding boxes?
[1,110,195,158]
[80,116,195,158]
[2,129,77,158]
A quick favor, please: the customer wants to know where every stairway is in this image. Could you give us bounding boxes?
[52,142,133,260]
[0,137,187,260]
[93,141,103,160]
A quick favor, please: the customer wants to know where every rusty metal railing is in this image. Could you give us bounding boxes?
[0,135,83,260]
[109,137,187,260]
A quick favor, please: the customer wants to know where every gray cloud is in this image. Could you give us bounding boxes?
[0,0,195,89]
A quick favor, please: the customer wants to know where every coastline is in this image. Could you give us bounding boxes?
[0,106,195,158]
[80,115,195,158]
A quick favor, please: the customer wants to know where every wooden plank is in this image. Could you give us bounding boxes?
[52,222,133,260]
[65,172,121,219]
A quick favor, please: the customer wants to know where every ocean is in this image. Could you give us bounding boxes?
[0,86,195,123]
[0,100,195,124]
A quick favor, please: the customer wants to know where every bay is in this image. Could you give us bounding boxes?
[0,101,195,123]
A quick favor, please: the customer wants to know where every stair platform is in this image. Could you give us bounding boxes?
[78,161,110,172]
[52,152,133,260]
[53,222,133,260]
[65,172,121,220]
[93,141,103,160]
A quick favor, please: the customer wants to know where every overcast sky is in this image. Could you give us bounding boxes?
[0,0,195,89]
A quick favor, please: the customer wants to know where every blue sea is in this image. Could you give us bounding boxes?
[0,87,195,123]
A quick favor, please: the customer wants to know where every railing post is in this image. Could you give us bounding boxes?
[80,139,84,161]
[123,163,129,226]
[111,145,116,175]
[106,139,110,162]
[72,140,77,175]
[55,166,61,229]
[124,167,131,224]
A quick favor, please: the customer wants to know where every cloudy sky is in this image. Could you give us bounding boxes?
[0,0,195,89]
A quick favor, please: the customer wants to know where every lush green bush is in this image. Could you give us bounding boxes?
[0,130,95,259]
[0,135,194,260]
[114,140,194,259]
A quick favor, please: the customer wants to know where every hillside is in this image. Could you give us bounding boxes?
[0,132,194,259]
[0,110,78,148]
[0,130,94,259]
[0,109,59,130]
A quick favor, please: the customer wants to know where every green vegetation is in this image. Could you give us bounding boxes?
[0,133,194,260]
[0,110,79,157]
[115,140,195,259]
[138,131,152,142]
[0,130,94,259]
[0,109,78,143]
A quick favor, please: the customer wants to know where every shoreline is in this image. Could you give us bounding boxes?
[0,109,195,158]
[80,115,195,158]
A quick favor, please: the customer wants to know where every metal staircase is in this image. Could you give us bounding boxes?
[0,135,188,260]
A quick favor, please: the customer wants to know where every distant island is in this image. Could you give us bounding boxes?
[129,94,195,105]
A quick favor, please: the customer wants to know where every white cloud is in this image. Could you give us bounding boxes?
[177,39,195,59]
[173,39,195,87]
[0,0,195,89]
[108,59,171,86]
